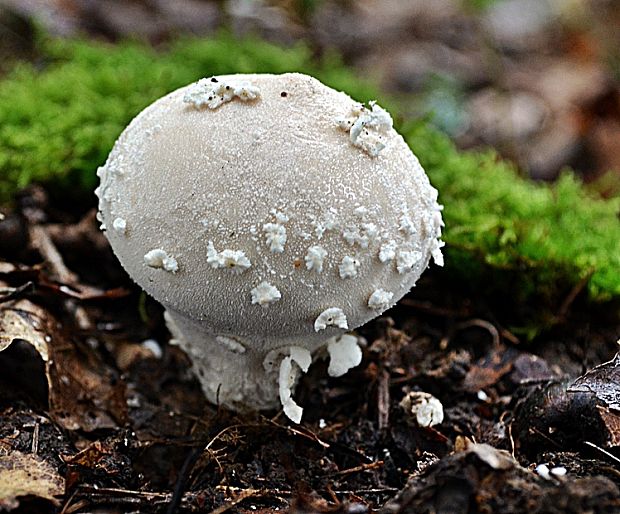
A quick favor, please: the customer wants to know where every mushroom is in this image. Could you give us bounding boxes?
[96,73,444,423]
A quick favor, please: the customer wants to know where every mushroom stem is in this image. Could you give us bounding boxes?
[164,310,363,421]
[165,311,283,410]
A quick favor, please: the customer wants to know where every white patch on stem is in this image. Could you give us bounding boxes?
[278,346,312,423]
[327,334,362,377]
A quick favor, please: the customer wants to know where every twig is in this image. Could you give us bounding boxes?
[59,490,83,514]
[207,488,262,514]
[28,225,91,329]
[329,460,384,477]
[500,327,520,345]
[166,447,204,514]
[456,319,501,347]
[584,441,620,466]
[377,369,390,431]
[555,271,593,321]
[529,427,562,449]
[29,225,76,284]
[264,418,331,448]
[0,282,34,304]
[332,487,399,495]
[31,420,40,455]
[214,484,290,496]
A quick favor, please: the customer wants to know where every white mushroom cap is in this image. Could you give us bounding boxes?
[96,73,443,419]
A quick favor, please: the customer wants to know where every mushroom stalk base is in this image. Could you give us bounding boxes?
[165,310,298,412]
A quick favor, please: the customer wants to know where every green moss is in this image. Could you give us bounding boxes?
[0,33,619,309]
[405,120,620,302]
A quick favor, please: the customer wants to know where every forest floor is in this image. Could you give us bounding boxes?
[1,186,619,513]
[1,1,620,513]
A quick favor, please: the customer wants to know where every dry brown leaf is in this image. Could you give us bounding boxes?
[0,447,64,510]
[0,298,127,431]
[0,299,50,356]
[597,406,620,448]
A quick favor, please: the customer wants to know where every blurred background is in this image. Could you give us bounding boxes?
[0,0,619,189]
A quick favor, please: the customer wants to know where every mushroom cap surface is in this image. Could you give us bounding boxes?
[97,73,443,350]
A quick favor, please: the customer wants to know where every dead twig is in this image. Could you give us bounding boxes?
[207,488,262,514]
[377,368,390,431]
[329,460,384,477]
[0,281,34,304]
[455,319,501,347]
[265,417,331,449]
[30,420,40,455]
[400,298,471,318]
[29,225,76,284]
[332,487,398,495]
[584,440,620,466]
[28,225,91,329]
[555,271,593,322]
[166,446,204,514]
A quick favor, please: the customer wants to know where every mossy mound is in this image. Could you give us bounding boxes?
[0,33,619,310]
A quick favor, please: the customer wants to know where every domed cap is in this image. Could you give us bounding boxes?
[96,73,444,351]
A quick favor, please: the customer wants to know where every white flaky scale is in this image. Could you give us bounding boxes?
[337,101,393,157]
[342,222,378,248]
[143,249,178,273]
[183,77,261,109]
[399,212,417,236]
[396,249,423,274]
[97,72,443,424]
[378,240,397,263]
[431,240,446,267]
[305,245,327,273]
[112,217,127,234]
[339,256,360,279]
[271,209,289,223]
[263,222,287,253]
[251,281,281,307]
[207,241,251,273]
[314,307,348,332]
[368,289,394,311]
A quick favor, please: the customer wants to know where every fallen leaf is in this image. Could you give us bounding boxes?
[596,405,620,448]
[568,351,620,410]
[0,298,50,357]
[462,346,519,393]
[0,298,127,431]
[0,447,64,510]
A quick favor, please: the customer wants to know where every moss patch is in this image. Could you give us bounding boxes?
[0,33,618,308]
